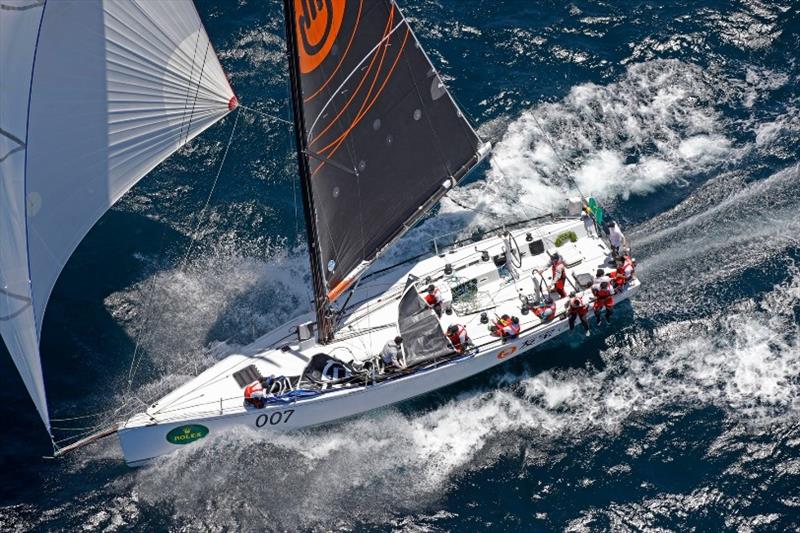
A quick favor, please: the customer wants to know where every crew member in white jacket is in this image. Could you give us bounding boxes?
[607,221,627,258]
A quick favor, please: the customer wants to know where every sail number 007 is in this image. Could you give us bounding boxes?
[255,409,295,427]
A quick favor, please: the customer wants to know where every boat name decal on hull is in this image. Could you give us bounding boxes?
[256,409,295,428]
[523,327,561,347]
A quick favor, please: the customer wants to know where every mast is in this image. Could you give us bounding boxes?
[280,0,489,344]
[282,0,334,343]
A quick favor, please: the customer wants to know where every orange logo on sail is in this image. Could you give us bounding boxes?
[295,0,346,74]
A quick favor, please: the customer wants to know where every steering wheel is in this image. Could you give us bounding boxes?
[506,232,523,269]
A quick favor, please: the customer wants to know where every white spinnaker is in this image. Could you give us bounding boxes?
[0,0,236,431]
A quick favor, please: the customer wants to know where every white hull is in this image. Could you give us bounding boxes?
[118,216,638,466]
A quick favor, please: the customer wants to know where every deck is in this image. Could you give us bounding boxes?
[132,216,616,426]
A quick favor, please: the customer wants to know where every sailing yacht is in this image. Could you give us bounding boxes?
[1,0,639,466]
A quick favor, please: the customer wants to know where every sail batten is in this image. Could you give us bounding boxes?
[284,0,487,341]
[0,0,235,430]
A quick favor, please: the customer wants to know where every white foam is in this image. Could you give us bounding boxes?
[754,106,799,149]
[104,242,313,399]
[132,399,537,530]
[630,164,800,319]
[677,134,732,163]
[89,55,800,529]
[743,67,789,108]
[121,174,800,530]
[129,259,800,529]
[705,3,785,51]
[463,60,736,216]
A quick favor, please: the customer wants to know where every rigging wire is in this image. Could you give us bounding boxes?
[116,100,310,426]
[55,99,300,440]
[181,41,212,146]
[50,408,119,422]
[526,110,588,203]
[59,59,587,441]
[177,30,203,145]
[122,216,172,397]
[445,169,550,221]
[124,106,242,402]
[237,103,293,127]
[180,106,242,268]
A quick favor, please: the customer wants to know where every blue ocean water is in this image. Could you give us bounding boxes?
[2,0,800,531]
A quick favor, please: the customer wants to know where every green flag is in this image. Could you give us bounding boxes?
[587,197,604,226]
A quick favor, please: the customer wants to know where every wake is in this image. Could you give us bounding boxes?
[79,58,800,531]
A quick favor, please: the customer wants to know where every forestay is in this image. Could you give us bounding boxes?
[0,0,236,430]
[284,0,490,314]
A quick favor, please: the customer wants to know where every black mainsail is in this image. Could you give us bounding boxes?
[283,0,489,341]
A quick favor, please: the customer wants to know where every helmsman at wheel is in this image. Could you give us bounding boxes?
[537,253,567,299]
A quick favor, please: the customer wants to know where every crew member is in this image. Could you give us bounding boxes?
[446,324,470,353]
[531,296,556,321]
[541,253,567,298]
[493,315,521,338]
[592,268,612,293]
[244,376,274,409]
[424,284,444,318]
[613,255,635,288]
[490,314,511,337]
[582,205,597,237]
[381,336,405,370]
[593,281,615,325]
[607,221,627,259]
[568,295,590,336]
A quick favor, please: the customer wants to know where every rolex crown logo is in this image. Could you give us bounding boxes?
[166,424,209,445]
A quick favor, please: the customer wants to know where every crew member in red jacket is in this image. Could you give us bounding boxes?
[593,281,615,325]
[491,315,521,338]
[424,284,443,317]
[244,376,274,409]
[548,253,568,298]
[530,296,556,321]
[490,314,521,338]
[613,255,635,288]
[446,324,470,353]
[568,295,590,336]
